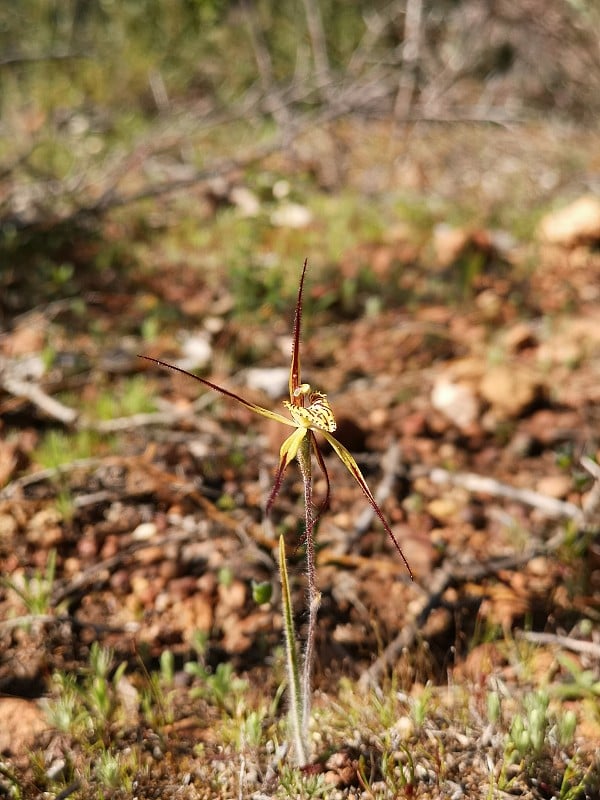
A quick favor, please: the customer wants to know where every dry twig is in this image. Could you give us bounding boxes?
[358,550,548,692]
[351,439,403,543]
[428,467,583,523]
[517,630,600,659]
[1,375,78,425]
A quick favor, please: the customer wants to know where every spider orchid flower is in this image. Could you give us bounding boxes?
[139,260,412,578]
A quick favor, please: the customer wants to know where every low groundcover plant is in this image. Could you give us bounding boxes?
[140,259,412,763]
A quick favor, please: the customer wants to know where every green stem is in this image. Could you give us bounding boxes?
[278,535,306,765]
[297,435,320,744]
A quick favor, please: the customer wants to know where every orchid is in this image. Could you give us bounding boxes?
[139,259,412,578]
[140,259,412,763]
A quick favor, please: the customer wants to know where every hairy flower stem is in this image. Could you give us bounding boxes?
[297,435,320,742]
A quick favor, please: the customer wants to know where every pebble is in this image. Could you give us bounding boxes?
[132,522,158,541]
[537,195,600,246]
[536,475,572,499]
[479,364,540,417]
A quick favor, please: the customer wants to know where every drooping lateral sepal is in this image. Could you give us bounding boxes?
[322,431,413,579]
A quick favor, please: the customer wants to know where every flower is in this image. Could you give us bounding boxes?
[139,260,412,577]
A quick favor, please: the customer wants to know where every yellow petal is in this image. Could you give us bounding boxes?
[280,427,308,466]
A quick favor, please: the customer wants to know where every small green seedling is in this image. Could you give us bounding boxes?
[2,548,58,617]
[140,259,412,763]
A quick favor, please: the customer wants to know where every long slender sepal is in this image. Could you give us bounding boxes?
[138,355,295,427]
[279,534,307,765]
[266,428,307,516]
[322,431,414,579]
[310,431,331,523]
[266,456,288,517]
[289,259,308,402]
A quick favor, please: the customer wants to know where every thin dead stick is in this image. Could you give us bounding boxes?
[86,404,212,433]
[0,613,140,635]
[0,365,216,434]
[0,457,105,500]
[301,0,331,92]
[392,0,424,120]
[50,528,199,605]
[0,52,90,67]
[358,551,544,692]
[358,561,454,692]
[1,375,78,425]
[428,467,584,523]
[241,0,291,130]
[581,456,600,528]
[352,439,402,543]
[517,631,600,659]
[72,490,114,508]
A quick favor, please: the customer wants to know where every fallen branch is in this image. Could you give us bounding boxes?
[88,408,201,433]
[0,359,217,435]
[351,439,403,543]
[428,467,583,523]
[0,51,90,67]
[0,612,140,635]
[1,375,78,425]
[358,550,546,692]
[581,456,600,530]
[517,630,600,659]
[0,457,104,500]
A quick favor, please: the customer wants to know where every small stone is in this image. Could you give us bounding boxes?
[272,179,290,199]
[527,556,550,576]
[0,513,18,537]
[130,574,158,606]
[536,475,572,499]
[177,594,214,639]
[400,411,427,437]
[177,332,212,371]
[135,545,164,565]
[26,508,63,547]
[431,224,470,268]
[109,569,131,594]
[46,759,67,781]
[270,202,313,228]
[427,497,461,522]
[217,579,247,612]
[230,186,260,217]
[431,377,480,429]
[393,715,415,741]
[244,367,289,399]
[132,522,157,541]
[503,322,537,352]
[537,195,600,247]
[480,364,540,417]
[169,576,197,600]
[0,698,46,757]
